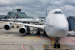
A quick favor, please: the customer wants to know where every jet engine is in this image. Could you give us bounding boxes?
[19,26,27,35]
[4,23,11,30]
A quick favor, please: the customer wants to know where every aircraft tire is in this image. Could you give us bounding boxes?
[54,43,56,48]
[57,44,60,48]
[36,28,40,35]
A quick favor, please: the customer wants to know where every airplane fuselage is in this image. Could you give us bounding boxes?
[44,9,69,38]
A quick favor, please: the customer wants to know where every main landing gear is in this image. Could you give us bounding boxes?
[36,28,47,36]
[36,28,40,35]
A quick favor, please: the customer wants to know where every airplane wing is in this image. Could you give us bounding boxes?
[23,24,45,29]
[8,22,45,29]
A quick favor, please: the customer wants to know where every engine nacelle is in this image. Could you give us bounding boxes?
[4,23,11,30]
[19,26,27,35]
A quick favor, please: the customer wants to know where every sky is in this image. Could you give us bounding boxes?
[0,0,75,17]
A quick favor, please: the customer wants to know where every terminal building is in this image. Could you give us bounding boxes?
[0,9,33,19]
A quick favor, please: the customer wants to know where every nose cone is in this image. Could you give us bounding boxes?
[57,24,68,30]
[55,23,68,37]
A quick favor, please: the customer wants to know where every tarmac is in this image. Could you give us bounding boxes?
[0,21,75,50]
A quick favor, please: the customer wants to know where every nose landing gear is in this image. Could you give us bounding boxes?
[54,38,60,48]
[43,38,69,50]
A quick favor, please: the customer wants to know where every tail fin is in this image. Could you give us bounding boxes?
[15,14,18,19]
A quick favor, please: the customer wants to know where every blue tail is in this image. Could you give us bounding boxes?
[15,14,18,19]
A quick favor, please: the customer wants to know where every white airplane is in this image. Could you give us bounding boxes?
[15,18,41,23]
[3,9,69,48]
[1,16,41,23]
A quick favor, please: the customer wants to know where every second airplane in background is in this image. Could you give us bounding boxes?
[2,17,42,23]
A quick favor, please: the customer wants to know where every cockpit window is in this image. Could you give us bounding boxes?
[54,11,63,14]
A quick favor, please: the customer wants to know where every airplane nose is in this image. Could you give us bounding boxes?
[56,23,68,30]
[58,26,68,31]
[58,27,68,34]
[55,24,68,37]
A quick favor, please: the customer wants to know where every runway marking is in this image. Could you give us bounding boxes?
[39,36,50,40]
[24,36,38,41]
[32,38,34,39]
[24,36,40,39]
[22,45,25,50]
[35,40,37,41]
